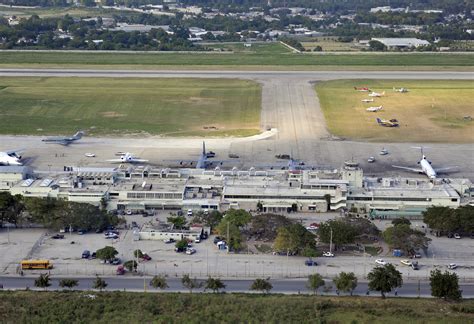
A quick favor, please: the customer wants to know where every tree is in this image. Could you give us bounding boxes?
[133,249,143,258]
[96,246,118,262]
[369,40,387,51]
[367,264,403,298]
[191,210,223,228]
[181,274,202,293]
[175,239,188,251]
[34,273,51,290]
[392,217,411,226]
[318,220,358,249]
[167,215,186,229]
[430,269,462,301]
[150,275,168,290]
[205,277,226,293]
[223,209,252,227]
[273,223,316,256]
[383,224,431,254]
[307,273,325,295]
[333,272,358,296]
[124,260,138,272]
[59,279,78,290]
[313,45,322,51]
[92,276,107,291]
[250,278,273,294]
[423,206,474,236]
[248,214,293,241]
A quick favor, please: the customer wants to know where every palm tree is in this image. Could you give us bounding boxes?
[182,274,202,293]
[150,275,168,290]
[204,277,226,293]
[250,278,273,294]
[34,273,51,291]
[92,276,107,291]
[59,279,78,290]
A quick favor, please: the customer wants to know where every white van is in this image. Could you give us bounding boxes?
[187,209,193,217]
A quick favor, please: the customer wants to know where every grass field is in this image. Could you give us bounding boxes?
[316,80,474,143]
[0,77,261,137]
[0,51,473,70]
[205,42,291,54]
[0,291,473,323]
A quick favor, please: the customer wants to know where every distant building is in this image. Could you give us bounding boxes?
[371,37,430,49]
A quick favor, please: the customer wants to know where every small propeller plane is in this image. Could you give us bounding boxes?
[107,152,148,164]
[366,106,383,112]
[392,147,457,179]
[393,87,409,93]
[0,148,24,166]
[354,87,371,92]
[368,91,385,97]
[376,118,399,127]
[362,99,374,103]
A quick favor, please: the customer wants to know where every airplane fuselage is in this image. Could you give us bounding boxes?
[0,152,22,166]
[420,157,437,179]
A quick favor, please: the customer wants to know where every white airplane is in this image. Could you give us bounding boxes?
[368,91,385,97]
[366,106,383,112]
[393,87,409,93]
[392,147,457,179]
[107,152,148,164]
[0,149,24,166]
[362,99,374,103]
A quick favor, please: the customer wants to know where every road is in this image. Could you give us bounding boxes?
[1,276,474,297]
[0,69,473,179]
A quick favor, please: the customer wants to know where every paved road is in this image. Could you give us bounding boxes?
[0,69,473,179]
[1,276,474,297]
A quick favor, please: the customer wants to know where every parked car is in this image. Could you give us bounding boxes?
[448,263,458,270]
[305,259,318,266]
[186,248,196,255]
[91,252,97,259]
[164,238,175,244]
[187,209,193,217]
[131,221,138,228]
[82,250,90,259]
[194,237,201,243]
[111,258,121,265]
[213,236,222,244]
[411,261,420,270]
[105,233,119,239]
[367,156,376,163]
[51,234,64,239]
[116,265,125,275]
[175,247,186,253]
[78,229,87,235]
[375,259,387,266]
[454,233,461,239]
[323,252,334,257]
[400,259,412,266]
[141,254,152,261]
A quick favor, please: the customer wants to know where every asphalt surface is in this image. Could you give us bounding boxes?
[1,276,474,297]
[0,69,473,179]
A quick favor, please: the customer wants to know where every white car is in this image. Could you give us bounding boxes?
[448,263,458,270]
[367,157,376,163]
[323,252,334,257]
[454,233,461,239]
[185,248,196,255]
[375,259,387,266]
[84,153,96,158]
[400,259,412,266]
[380,148,389,155]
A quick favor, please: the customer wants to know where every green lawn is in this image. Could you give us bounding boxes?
[0,51,473,69]
[0,77,261,137]
[0,291,473,323]
[316,80,474,143]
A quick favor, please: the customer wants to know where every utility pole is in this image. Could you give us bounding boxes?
[329,227,333,254]
[227,221,230,254]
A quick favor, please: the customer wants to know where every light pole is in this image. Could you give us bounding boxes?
[329,227,333,254]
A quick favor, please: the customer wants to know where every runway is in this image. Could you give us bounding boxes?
[0,69,473,179]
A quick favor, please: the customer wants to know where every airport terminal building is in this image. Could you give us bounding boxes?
[0,165,471,219]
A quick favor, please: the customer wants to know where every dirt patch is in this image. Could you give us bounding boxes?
[101,111,127,118]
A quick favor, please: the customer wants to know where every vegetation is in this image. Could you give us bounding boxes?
[123,260,137,272]
[273,223,317,256]
[204,277,226,293]
[95,246,118,262]
[383,223,431,255]
[175,239,189,251]
[0,77,261,137]
[1,291,474,322]
[333,272,358,296]
[191,210,223,228]
[250,278,273,294]
[307,274,325,295]
[430,269,462,301]
[423,206,474,236]
[368,264,403,299]
[166,216,187,230]
[181,274,203,293]
[59,279,79,290]
[316,79,474,143]
[0,192,118,230]
[92,276,107,291]
[247,214,294,241]
[318,220,358,248]
[149,275,168,290]
[34,274,51,290]
[216,209,252,251]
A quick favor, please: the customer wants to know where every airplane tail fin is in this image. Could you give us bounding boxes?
[202,141,206,155]
[376,118,382,124]
[74,131,84,139]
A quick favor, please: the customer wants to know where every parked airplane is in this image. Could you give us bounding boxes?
[392,147,457,179]
[42,131,84,145]
[362,99,374,103]
[376,118,399,127]
[393,87,409,93]
[368,91,385,97]
[173,142,222,169]
[0,148,24,166]
[366,106,383,112]
[354,87,371,92]
[107,152,148,164]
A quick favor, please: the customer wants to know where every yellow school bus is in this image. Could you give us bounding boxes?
[20,260,53,270]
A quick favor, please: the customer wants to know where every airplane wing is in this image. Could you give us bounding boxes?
[132,159,149,163]
[392,165,423,173]
[433,166,458,173]
[5,148,25,155]
[107,159,125,163]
